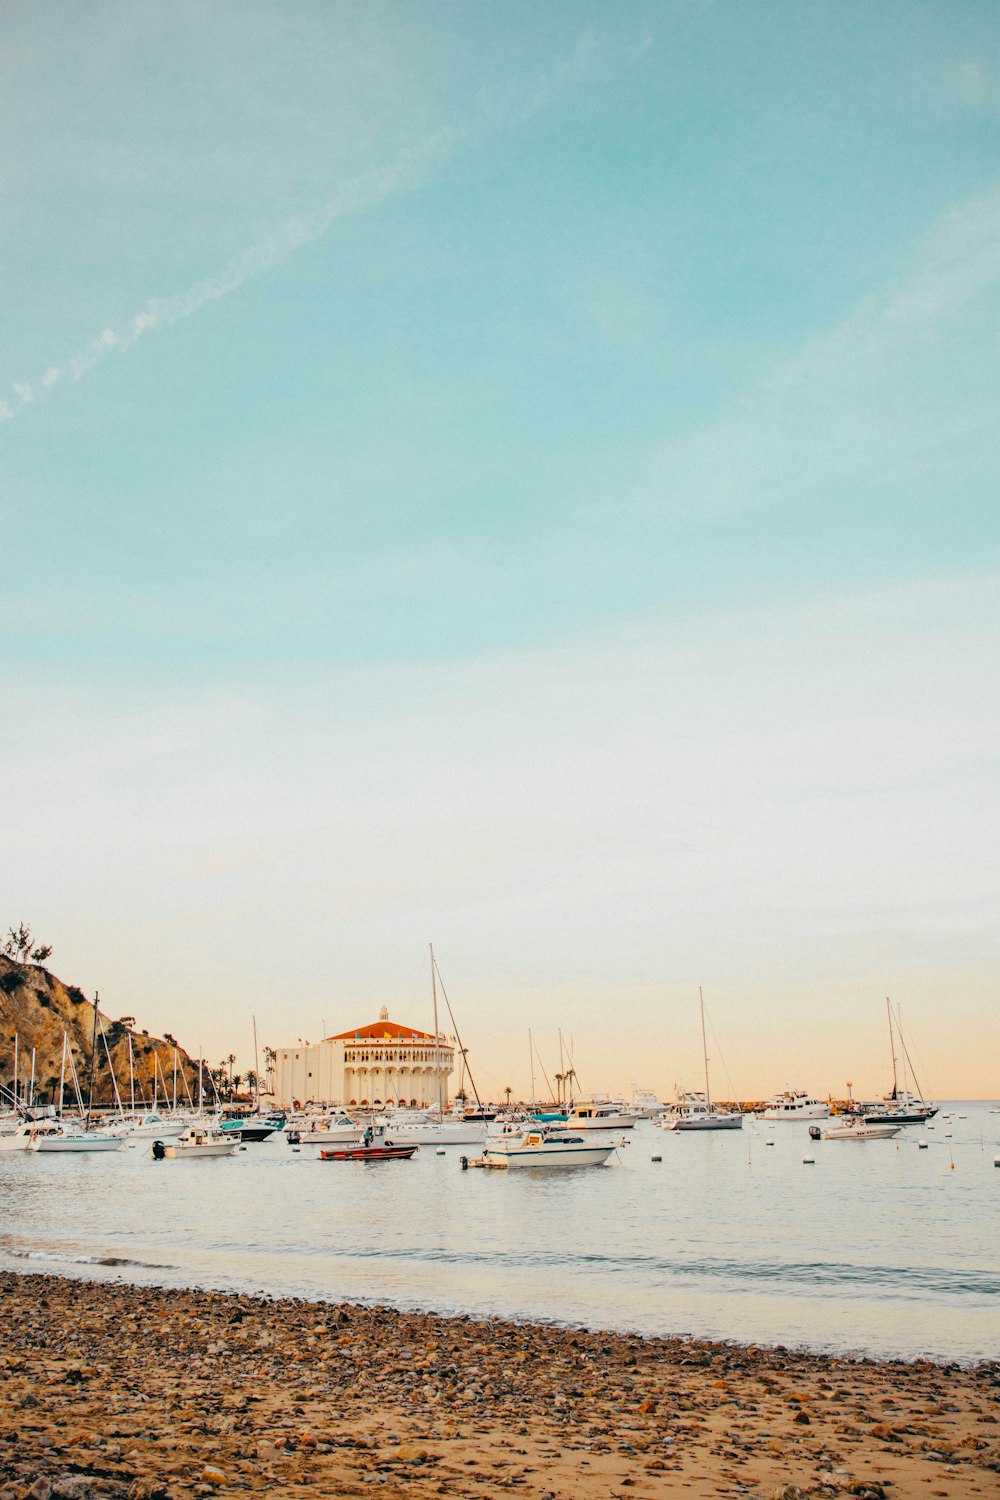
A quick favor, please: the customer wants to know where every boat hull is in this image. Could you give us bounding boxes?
[862,1109,938,1125]
[161,1142,236,1158]
[667,1114,743,1131]
[483,1144,615,1168]
[319,1145,417,1161]
[30,1135,124,1153]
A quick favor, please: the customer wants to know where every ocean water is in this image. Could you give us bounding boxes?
[1,1104,997,1365]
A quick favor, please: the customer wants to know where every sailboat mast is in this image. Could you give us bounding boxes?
[85,992,100,1130]
[128,1034,135,1113]
[885,996,898,1098]
[58,1033,67,1117]
[430,943,442,1113]
[528,1029,536,1107]
[699,987,711,1110]
[252,1014,261,1112]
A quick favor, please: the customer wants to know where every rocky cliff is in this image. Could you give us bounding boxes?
[0,954,202,1110]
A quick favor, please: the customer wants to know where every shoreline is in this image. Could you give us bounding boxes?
[1,1272,997,1499]
[0,1255,994,1373]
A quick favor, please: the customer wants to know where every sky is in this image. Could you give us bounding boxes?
[2,1,998,1100]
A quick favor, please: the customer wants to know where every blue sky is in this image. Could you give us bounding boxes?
[2,2,998,1096]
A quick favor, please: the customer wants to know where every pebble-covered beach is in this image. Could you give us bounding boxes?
[0,1273,997,1499]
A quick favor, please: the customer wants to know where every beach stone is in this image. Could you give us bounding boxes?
[27,1481,52,1500]
[198,1467,226,1487]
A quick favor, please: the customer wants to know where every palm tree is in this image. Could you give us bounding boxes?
[504,1085,512,1108]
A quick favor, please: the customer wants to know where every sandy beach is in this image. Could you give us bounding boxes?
[0,1273,996,1500]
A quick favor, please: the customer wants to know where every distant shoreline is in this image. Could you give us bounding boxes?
[1,1271,997,1499]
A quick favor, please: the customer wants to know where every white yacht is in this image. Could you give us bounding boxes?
[286,1114,361,1146]
[113,1111,188,1140]
[563,1102,637,1131]
[481,1129,617,1169]
[761,1091,831,1121]
[630,1087,665,1118]
[0,1119,72,1152]
[376,1110,488,1146]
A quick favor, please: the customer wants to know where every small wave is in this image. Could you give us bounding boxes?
[6,1248,174,1271]
[322,1243,1000,1299]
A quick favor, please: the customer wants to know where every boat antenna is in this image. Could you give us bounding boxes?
[431,951,484,1112]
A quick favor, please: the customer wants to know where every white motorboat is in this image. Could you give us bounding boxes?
[287,1114,361,1145]
[660,1090,742,1131]
[809,1116,902,1141]
[377,1111,488,1146]
[114,1111,188,1140]
[154,1127,236,1159]
[481,1129,618,1169]
[630,1087,665,1119]
[761,1091,830,1121]
[562,1102,637,1131]
[0,1119,72,1152]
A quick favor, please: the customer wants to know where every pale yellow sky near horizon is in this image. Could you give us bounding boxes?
[8,577,997,1102]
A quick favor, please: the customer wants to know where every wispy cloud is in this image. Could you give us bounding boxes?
[2,30,615,426]
[640,182,1000,518]
[1,133,458,423]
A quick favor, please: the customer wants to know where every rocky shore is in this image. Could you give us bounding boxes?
[0,1273,997,1500]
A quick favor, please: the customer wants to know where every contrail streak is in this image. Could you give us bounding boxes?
[1,130,457,422]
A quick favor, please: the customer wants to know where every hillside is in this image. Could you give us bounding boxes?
[0,954,202,1111]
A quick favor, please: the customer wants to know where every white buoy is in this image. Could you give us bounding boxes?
[803,1157,815,1165]
[918,1141,928,1150]
[651,1154,662,1162]
[436,1146,446,1155]
[765,1140,775,1147]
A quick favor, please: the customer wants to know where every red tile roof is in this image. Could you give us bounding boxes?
[327,1020,437,1042]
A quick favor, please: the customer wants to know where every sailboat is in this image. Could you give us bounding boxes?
[660,989,742,1131]
[380,948,488,1148]
[863,999,937,1125]
[31,996,125,1153]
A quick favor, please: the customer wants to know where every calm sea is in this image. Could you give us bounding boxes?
[1,1104,997,1364]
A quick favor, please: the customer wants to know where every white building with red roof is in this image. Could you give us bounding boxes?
[272,1007,454,1109]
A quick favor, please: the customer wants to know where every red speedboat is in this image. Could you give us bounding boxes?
[319,1143,417,1161]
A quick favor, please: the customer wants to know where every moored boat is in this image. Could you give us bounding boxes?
[154,1128,236,1159]
[562,1102,637,1131]
[30,1130,125,1153]
[319,1121,417,1161]
[761,1090,830,1121]
[479,1129,618,1169]
[660,1091,742,1131]
[809,1116,902,1141]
